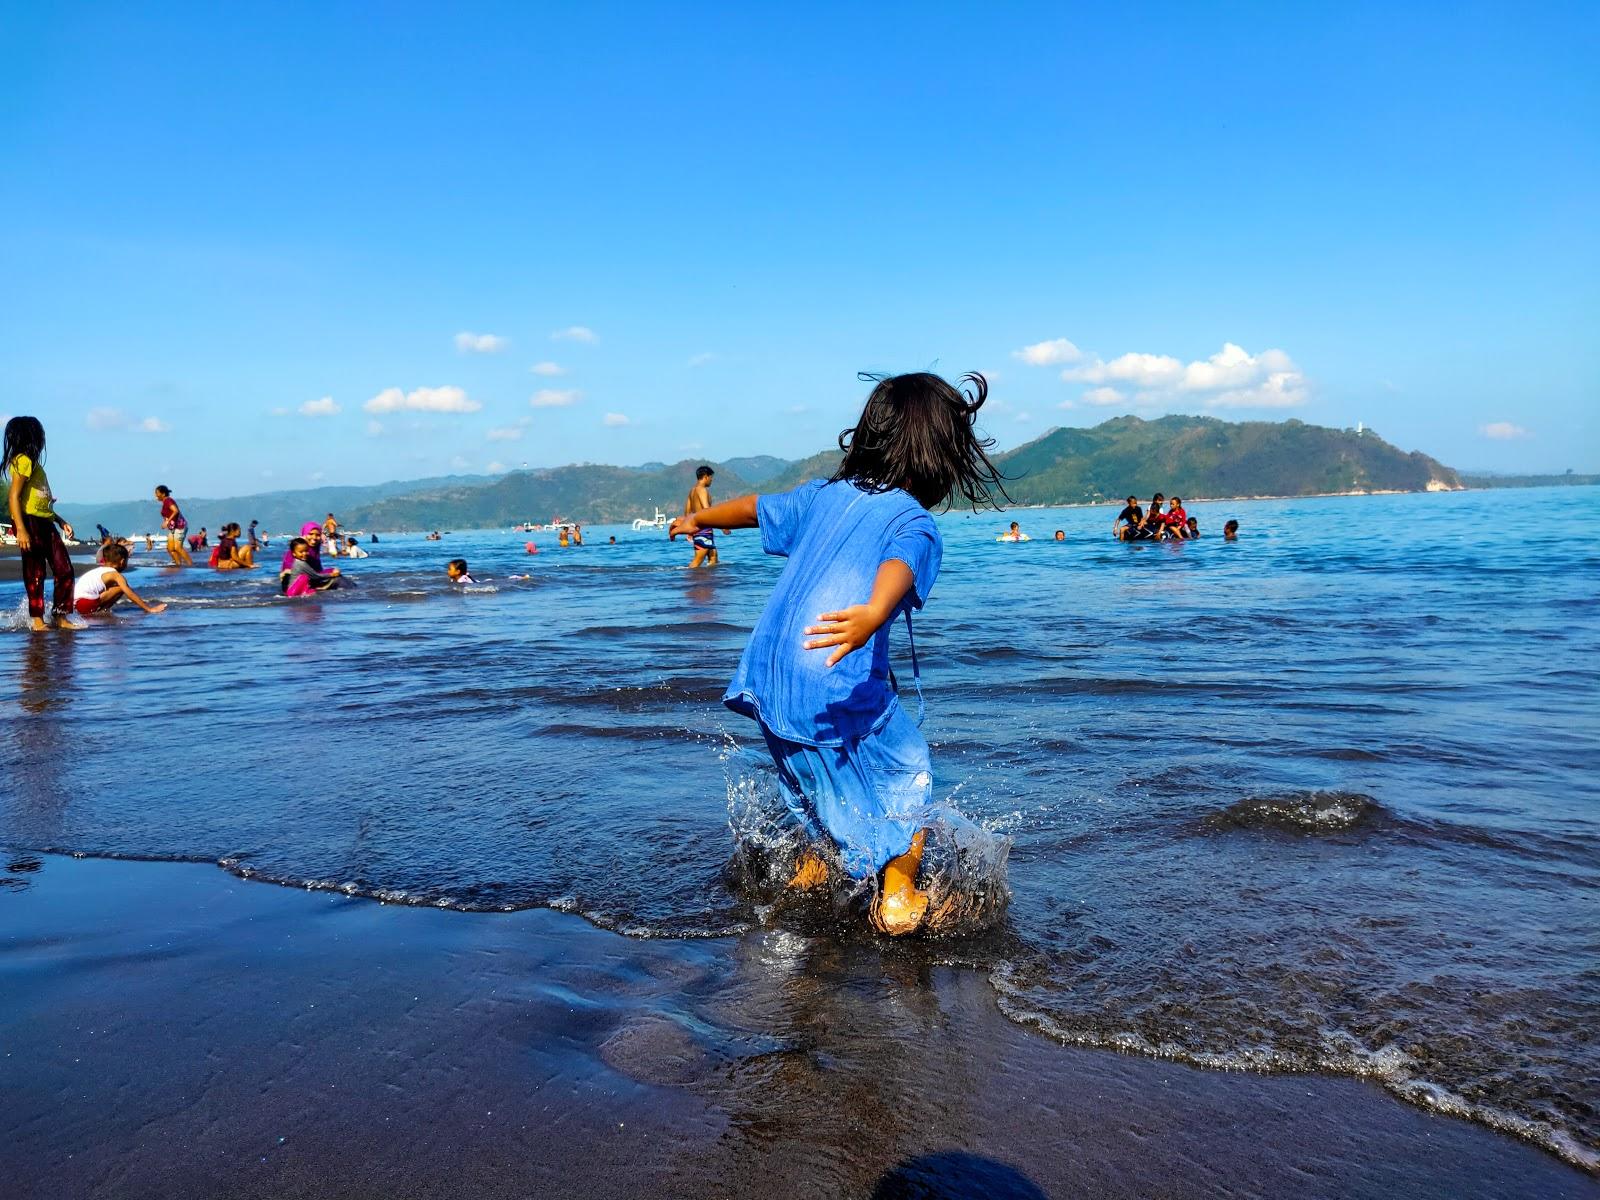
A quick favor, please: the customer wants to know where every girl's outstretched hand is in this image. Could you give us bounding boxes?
[804,607,877,668]
[667,515,698,541]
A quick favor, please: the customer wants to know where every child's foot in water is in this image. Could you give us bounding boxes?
[786,851,829,890]
[54,617,85,632]
[28,618,49,633]
[871,830,930,936]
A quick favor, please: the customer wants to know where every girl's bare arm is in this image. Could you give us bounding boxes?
[668,494,759,539]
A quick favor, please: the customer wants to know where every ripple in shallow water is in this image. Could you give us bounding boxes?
[1202,790,1383,833]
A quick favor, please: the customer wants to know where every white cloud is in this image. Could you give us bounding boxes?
[531,388,581,408]
[310,471,326,482]
[454,331,508,353]
[486,460,508,474]
[364,385,480,414]
[787,403,810,415]
[487,426,524,441]
[1057,398,1076,410]
[1481,421,1530,440]
[299,395,341,417]
[87,408,169,433]
[365,419,385,437]
[550,325,598,343]
[270,406,290,417]
[1014,338,1082,366]
[603,412,631,427]
[530,361,566,376]
[1063,342,1308,410]
[450,455,470,470]
[1081,386,1125,406]
[1063,352,1185,388]
[1014,411,1033,423]
[687,352,716,368]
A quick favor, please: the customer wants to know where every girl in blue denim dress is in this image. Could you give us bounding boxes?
[671,372,1007,934]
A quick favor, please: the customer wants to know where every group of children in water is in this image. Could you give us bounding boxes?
[1113,493,1239,542]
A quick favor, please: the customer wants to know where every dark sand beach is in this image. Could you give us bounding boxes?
[3,853,1593,1200]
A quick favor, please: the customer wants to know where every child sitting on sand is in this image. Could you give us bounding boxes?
[73,544,166,617]
[446,559,478,585]
[669,370,1006,936]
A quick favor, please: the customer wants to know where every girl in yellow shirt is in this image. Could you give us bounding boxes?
[4,416,80,630]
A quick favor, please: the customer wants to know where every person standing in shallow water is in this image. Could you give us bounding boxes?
[154,485,192,567]
[4,416,81,631]
[683,465,727,567]
[670,371,1008,936]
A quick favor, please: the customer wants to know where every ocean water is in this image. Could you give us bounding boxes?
[2,486,1597,1169]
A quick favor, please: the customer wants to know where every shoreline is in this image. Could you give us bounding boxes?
[1,852,1593,1199]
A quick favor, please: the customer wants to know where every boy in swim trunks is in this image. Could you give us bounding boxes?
[73,543,166,617]
[684,465,727,568]
[1113,495,1143,540]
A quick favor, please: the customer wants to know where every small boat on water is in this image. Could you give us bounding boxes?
[631,509,669,532]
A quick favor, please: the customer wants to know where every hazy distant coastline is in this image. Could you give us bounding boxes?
[56,414,1593,535]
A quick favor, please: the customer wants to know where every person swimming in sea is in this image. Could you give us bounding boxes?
[998,521,1029,543]
[1224,519,1239,541]
[1185,516,1200,539]
[1053,530,1065,541]
[669,370,1007,936]
[446,559,477,585]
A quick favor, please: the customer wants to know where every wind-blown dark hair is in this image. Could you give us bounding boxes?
[2,416,45,478]
[830,372,1009,510]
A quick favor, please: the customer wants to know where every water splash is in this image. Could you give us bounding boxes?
[721,745,1012,937]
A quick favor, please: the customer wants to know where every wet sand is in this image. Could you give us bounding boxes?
[1,855,1592,1200]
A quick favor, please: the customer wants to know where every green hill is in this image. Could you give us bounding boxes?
[993,416,1460,504]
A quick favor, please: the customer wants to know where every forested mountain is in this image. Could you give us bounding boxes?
[993,415,1460,504]
[56,416,1468,534]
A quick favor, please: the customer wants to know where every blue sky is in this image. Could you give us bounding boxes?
[3,1,1595,502]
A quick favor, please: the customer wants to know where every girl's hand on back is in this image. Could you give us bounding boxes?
[804,607,878,669]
